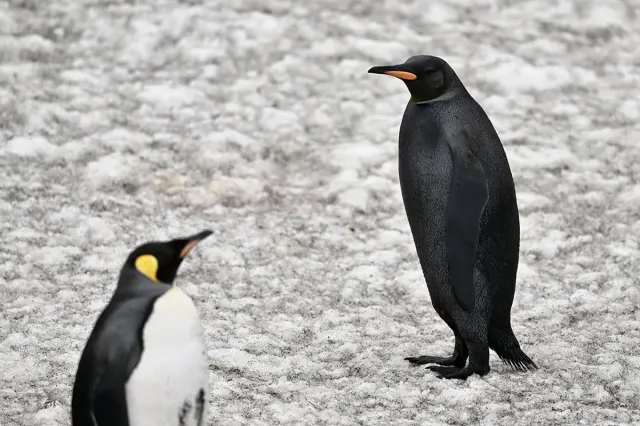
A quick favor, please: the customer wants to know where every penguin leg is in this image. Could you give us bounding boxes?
[405,333,468,367]
[428,341,490,380]
[430,310,491,379]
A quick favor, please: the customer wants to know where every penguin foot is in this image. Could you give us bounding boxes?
[427,365,489,380]
[405,355,458,366]
[426,365,461,377]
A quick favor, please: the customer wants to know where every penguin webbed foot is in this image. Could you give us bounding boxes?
[426,365,461,378]
[405,355,460,367]
[427,364,489,380]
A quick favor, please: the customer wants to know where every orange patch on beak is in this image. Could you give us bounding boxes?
[385,71,417,80]
[180,240,199,258]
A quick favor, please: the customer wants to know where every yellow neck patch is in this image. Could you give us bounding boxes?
[135,254,159,282]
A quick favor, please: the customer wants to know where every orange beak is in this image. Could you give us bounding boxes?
[180,230,213,258]
[368,65,417,80]
[383,70,417,80]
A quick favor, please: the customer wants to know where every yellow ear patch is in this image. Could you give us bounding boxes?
[135,254,159,282]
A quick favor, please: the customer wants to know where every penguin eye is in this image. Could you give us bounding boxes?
[135,254,159,282]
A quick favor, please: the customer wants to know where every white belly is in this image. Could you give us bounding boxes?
[125,286,209,426]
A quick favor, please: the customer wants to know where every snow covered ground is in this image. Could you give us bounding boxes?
[1,0,639,424]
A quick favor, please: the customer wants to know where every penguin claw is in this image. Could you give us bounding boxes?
[405,355,458,366]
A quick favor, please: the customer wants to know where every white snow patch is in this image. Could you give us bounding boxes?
[483,61,572,91]
[597,362,624,380]
[84,152,139,188]
[73,217,117,244]
[0,6,18,34]
[517,192,553,209]
[33,405,66,425]
[5,136,56,157]
[137,84,205,110]
[329,142,387,170]
[323,169,360,195]
[420,3,459,23]
[508,146,577,170]
[617,184,640,203]
[118,19,160,64]
[18,34,56,54]
[347,37,409,62]
[526,38,567,56]
[201,245,245,266]
[583,4,628,29]
[337,187,369,211]
[58,289,79,302]
[527,229,567,258]
[28,246,83,267]
[205,176,265,206]
[59,70,107,89]
[619,99,639,120]
[99,128,153,151]
[259,107,302,133]
[309,39,349,57]
[606,243,638,258]
[206,129,257,149]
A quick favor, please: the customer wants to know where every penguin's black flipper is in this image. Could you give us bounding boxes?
[74,345,131,425]
[90,300,151,425]
[90,351,135,425]
[73,297,151,426]
[446,131,489,312]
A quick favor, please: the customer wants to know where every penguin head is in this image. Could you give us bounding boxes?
[124,229,213,285]
[368,55,459,103]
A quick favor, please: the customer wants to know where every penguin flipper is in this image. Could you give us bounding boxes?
[446,131,489,312]
[90,364,132,425]
[86,303,147,425]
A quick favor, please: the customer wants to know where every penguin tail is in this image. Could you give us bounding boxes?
[490,333,538,372]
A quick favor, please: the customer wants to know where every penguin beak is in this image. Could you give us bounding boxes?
[368,65,417,81]
[179,229,213,258]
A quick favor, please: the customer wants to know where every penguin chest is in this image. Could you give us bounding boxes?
[125,287,209,426]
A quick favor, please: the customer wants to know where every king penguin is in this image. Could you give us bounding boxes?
[368,55,537,379]
[71,230,213,425]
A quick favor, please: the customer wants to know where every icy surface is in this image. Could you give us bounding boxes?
[1,0,640,425]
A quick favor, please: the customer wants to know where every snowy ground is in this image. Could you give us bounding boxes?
[1,0,639,424]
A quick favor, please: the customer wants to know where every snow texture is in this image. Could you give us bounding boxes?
[1,0,639,425]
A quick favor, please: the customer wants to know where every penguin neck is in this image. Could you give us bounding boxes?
[409,78,465,105]
[410,93,440,104]
[115,267,168,297]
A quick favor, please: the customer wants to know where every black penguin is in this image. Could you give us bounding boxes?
[71,230,212,425]
[368,55,537,379]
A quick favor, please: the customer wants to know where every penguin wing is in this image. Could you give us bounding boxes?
[90,346,138,425]
[446,131,489,312]
[87,300,150,425]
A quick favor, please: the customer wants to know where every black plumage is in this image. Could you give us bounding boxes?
[369,55,537,379]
